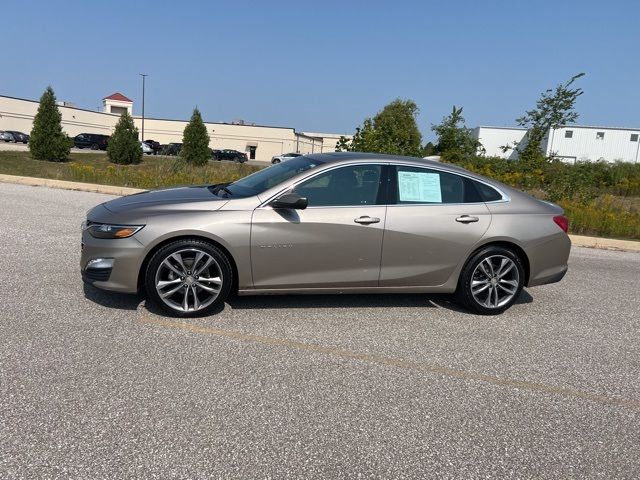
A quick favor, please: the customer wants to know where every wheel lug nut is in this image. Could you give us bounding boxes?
[180,277,184,280]
[187,271,191,275]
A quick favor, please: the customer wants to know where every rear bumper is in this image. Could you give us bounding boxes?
[525,233,571,287]
[528,264,568,287]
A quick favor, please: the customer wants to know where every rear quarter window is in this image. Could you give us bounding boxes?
[472,181,504,202]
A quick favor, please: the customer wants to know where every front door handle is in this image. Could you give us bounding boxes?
[456,215,479,223]
[354,216,380,225]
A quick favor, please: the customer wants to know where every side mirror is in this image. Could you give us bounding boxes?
[271,192,308,210]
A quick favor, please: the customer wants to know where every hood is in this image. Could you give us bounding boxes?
[101,185,228,215]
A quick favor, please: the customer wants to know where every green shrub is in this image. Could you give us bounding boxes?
[107,112,142,165]
[560,195,640,239]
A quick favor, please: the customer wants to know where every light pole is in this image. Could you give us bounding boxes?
[139,73,148,141]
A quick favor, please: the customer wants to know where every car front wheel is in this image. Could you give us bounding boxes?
[145,239,233,317]
[456,246,524,315]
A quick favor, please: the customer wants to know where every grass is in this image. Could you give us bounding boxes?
[1,150,638,240]
[559,196,640,240]
[0,151,261,189]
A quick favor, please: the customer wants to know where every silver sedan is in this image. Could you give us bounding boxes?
[80,153,570,316]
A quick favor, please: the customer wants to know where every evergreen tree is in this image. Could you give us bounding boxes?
[181,108,210,166]
[28,86,70,162]
[107,111,142,165]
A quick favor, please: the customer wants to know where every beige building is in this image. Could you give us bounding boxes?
[0,93,347,161]
[103,92,133,115]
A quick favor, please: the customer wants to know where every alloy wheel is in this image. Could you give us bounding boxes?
[154,248,223,313]
[470,255,520,309]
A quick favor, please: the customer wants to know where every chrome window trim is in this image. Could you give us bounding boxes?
[257,160,510,209]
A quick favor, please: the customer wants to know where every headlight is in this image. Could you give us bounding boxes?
[85,222,144,239]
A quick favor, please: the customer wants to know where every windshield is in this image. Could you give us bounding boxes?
[219,156,325,198]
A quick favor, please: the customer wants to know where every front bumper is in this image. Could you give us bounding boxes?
[80,229,146,293]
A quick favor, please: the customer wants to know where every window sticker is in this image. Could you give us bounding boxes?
[398,171,442,203]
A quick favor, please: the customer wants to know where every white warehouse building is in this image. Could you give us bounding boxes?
[472,125,640,163]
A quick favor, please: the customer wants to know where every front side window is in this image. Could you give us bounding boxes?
[631,133,639,142]
[293,165,382,207]
[565,130,573,138]
[223,156,325,198]
[392,166,484,204]
[596,131,605,140]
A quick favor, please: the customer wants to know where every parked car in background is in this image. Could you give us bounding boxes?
[80,152,570,317]
[271,152,302,164]
[5,130,29,144]
[74,133,109,150]
[213,149,248,163]
[140,141,153,155]
[161,143,182,156]
[143,139,161,154]
[0,131,15,142]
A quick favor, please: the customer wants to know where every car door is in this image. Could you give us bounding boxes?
[251,164,387,289]
[380,165,492,287]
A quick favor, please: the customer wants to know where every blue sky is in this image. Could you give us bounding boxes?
[2,0,639,140]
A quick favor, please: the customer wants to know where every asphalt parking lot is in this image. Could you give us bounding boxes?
[1,182,639,479]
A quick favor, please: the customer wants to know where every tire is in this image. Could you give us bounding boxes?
[233,156,240,163]
[456,245,524,315]
[272,159,281,164]
[145,239,233,317]
[91,143,98,150]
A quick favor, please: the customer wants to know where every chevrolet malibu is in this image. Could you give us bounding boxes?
[81,152,570,316]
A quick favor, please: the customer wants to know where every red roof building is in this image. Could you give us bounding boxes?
[103,92,133,115]
[103,92,133,103]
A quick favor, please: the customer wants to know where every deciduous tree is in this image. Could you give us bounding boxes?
[516,73,585,168]
[337,99,423,156]
[431,106,482,161]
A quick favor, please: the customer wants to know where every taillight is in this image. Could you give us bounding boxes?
[553,215,569,233]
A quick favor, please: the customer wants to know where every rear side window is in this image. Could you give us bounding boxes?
[392,166,483,204]
[472,180,504,202]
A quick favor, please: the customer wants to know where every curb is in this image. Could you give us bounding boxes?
[569,234,640,253]
[0,173,145,196]
[1,173,639,252]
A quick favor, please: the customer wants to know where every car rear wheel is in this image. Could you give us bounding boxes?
[91,143,99,150]
[145,239,233,317]
[272,159,281,164]
[456,246,524,315]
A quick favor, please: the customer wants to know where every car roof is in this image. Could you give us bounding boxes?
[303,152,453,169]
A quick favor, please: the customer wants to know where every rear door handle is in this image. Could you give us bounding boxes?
[354,216,380,225]
[456,215,479,223]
